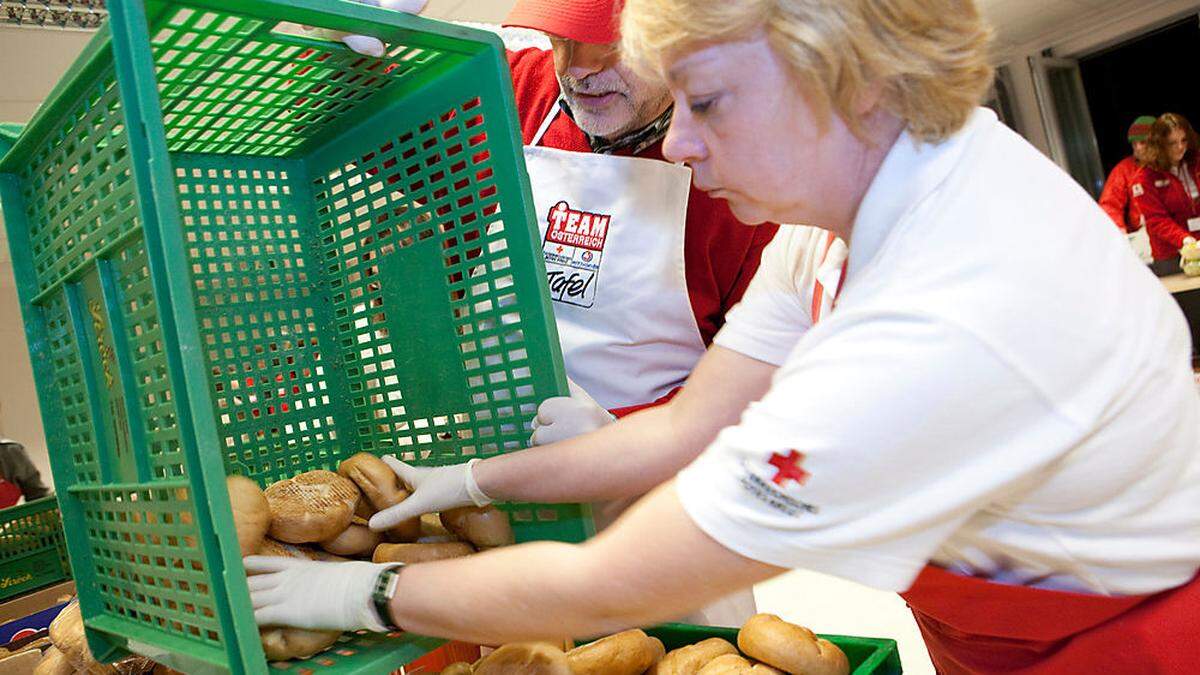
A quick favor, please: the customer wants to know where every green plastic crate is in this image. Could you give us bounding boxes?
[0,0,587,672]
[0,496,72,601]
[644,623,903,675]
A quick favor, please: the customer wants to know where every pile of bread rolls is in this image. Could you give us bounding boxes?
[230,453,515,661]
[440,614,849,675]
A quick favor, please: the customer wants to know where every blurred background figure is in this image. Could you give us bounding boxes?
[0,438,51,508]
[1134,113,1200,262]
[1100,115,1155,233]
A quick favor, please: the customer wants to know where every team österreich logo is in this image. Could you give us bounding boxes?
[542,200,612,309]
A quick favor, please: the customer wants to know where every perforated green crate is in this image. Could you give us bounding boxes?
[643,623,902,675]
[0,496,72,601]
[0,1,587,672]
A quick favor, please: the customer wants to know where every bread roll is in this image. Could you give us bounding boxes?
[439,506,515,549]
[441,663,474,675]
[372,542,475,564]
[694,654,783,675]
[227,475,270,556]
[259,627,341,661]
[420,513,456,538]
[737,614,848,675]
[337,453,420,541]
[33,646,74,675]
[265,470,359,543]
[474,643,572,675]
[650,637,738,675]
[48,602,94,671]
[319,520,382,557]
[258,538,352,562]
[248,541,345,660]
[697,654,755,674]
[566,629,661,675]
[113,655,158,675]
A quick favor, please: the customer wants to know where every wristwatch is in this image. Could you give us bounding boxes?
[371,564,405,632]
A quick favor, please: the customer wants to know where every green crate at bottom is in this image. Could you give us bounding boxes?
[642,623,902,675]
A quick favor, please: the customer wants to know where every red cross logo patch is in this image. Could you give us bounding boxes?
[768,450,810,487]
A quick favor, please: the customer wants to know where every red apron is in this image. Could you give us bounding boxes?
[0,479,21,508]
[900,565,1200,674]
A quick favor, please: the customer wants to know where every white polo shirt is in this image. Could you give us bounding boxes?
[679,109,1200,596]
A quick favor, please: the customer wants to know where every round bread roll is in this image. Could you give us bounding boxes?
[697,654,755,674]
[337,453,420,542]
[650,637,738,675]
[372,542,475,564]
[439,506,515,549]
[258,538,352,562]
[319,520,382,557]
[694,654,784,675]
[265,470,359,543]
[33,646,74,675]
[474,643,572,675]
[737,614,849,675]
[566,629,661,675]
[259,627,341,661]
[227,475,270,556]
[441,663,474,675]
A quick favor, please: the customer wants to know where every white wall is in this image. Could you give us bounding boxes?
[996,0,1200,157]
[0,248,53,491]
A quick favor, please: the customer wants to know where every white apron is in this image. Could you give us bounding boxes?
[524,104,755,626]
[523,103,706,410]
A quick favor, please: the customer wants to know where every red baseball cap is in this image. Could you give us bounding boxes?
[503,0,621,45]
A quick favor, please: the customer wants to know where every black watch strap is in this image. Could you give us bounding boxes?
[371,564,404,631]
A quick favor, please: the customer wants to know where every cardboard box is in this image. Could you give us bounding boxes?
[0,648,42,675]
[0,581,74,643]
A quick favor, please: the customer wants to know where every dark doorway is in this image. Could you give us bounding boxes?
[1079,16,1200,176]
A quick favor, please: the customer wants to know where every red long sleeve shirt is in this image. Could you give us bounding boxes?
[1133,161,1200,260]
[1099,156,1143,233]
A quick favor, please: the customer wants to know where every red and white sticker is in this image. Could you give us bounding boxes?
[542,200,611,308]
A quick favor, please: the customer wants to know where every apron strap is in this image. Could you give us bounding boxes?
[530,97,563,148]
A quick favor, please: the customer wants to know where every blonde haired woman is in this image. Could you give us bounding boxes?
[249,1,1200,671]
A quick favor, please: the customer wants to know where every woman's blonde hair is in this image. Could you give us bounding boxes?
[620,0,995,143]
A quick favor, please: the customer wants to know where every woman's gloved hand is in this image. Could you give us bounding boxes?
[245,557,396,632]
[367,456,493,531]
[530,379,616,446]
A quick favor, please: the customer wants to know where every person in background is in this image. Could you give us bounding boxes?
[1099,115,1155,233]
[1133,112,1200,261]
[0,438,51,508]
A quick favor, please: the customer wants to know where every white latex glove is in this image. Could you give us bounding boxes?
[338,0,430,57]
[529,379,616,446]
[245,557,395,632]
[367,456,492,531]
